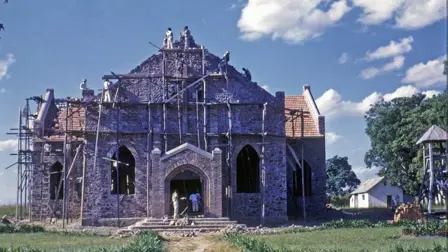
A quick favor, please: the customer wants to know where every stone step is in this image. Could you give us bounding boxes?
[133,227,224,232]
[144,217,231,222]
[134,223,236,228]
[138,221,238,225]
[133,224,232,229]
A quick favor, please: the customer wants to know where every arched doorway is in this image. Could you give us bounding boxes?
[165,166,208,217]
[50,161,63,200]
[110,145,136,195]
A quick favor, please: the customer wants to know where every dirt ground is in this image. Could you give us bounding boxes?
[162,233,240,252]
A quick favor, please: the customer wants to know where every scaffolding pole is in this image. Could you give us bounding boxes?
[16,107,22,219]
[226,101,233,218]
[92,91,105,172]
[203,80,208,151]
[261,103,267,226]
[146,101,152,217]
[62,100,71,228]
[162,51,168,152]
[196,89,201,148]
[115,102,121,227]
[177,82,182,144]
[300,108,307,222]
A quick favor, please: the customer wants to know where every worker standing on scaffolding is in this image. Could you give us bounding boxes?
[165,28,173,49]
[80,79,87,90]
[218,51,230,74]
[103,80,112,102]
[181,26,191,49]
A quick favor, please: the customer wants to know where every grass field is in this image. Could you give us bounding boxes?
[256,227,447,252]
[0,233,132,250]
[0,205,18,217]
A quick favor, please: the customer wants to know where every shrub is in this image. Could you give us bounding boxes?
[0,224,45,234]
[388,243,446,252]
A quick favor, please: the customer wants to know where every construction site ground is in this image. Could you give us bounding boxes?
[1,206,447,252]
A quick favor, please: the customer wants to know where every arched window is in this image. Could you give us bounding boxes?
[50,162,63,200]
[111,146,136,195]
[292,160,312,197]
[236,145,260,193]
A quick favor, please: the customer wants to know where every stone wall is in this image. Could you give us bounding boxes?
[30,141,83,221]
[31,45,324,225]
[286,137,326,218]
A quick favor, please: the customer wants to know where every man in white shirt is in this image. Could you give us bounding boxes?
[165,28,173,49]
[80,79,87,90]
[181,26,191,49]
[189,192,199,212]
[103,80,111,102]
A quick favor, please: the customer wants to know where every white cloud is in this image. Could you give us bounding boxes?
[422,90,441,98]
[0,139,17,152]
[352,165,381,183]
[261,85,269,91]
[360,55,405,79]
[0,171,4,177]
[326,132,343,145]
[237,0,351,44]
[395,0,447,29]
[315,85,440,118]
[228,4,237,11]
[0,54,16,81]
[352,0,446,29]
[0,88,5,93]
[352,0,405,25]
[401,55,447,88]
[364,36,414,61]
[339,52,348,64]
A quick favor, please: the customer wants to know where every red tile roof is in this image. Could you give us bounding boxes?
[40,105,86,142]
[40,97,322,141]
[284,96,322,138]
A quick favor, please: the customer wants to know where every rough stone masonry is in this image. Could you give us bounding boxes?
[29,32,326,226]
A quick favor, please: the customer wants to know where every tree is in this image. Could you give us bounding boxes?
[444,60,448,76]
[326,155,360,196]
[364,93,448,196]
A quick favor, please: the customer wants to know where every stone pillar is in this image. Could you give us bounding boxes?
[210,148,223,217]
[150,148,163,217]
[82,89,95,102]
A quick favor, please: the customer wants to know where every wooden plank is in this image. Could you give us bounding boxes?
[287,144,303,170]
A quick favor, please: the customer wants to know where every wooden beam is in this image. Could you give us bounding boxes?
[102,74,160,80]
[287,144,303,170]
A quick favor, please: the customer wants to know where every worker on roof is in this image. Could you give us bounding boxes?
[242,67,252,82]
[80,79,87,90]
[218,51,230,74]
[181,26,191,49]
[103,80,112,102]
[165,27,173,49]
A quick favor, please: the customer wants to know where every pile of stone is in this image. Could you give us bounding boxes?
[393,203,423,223]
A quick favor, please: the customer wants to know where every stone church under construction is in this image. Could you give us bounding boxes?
[28,33,326,225]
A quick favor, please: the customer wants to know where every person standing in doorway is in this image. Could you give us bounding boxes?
[172,190,179,219]
[189,191,199,213]
[195,190,202,212]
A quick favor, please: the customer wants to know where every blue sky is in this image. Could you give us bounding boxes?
[0,0,446,204]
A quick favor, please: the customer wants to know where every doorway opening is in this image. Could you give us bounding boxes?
[170,170,203,217]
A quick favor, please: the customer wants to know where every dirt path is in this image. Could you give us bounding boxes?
[163,234,239,252]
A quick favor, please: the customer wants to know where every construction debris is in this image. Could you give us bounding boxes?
[393,203,423,223]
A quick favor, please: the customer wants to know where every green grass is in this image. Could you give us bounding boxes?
[0,233,132,251]
[255,227,447,252]
[0,205,18,217]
